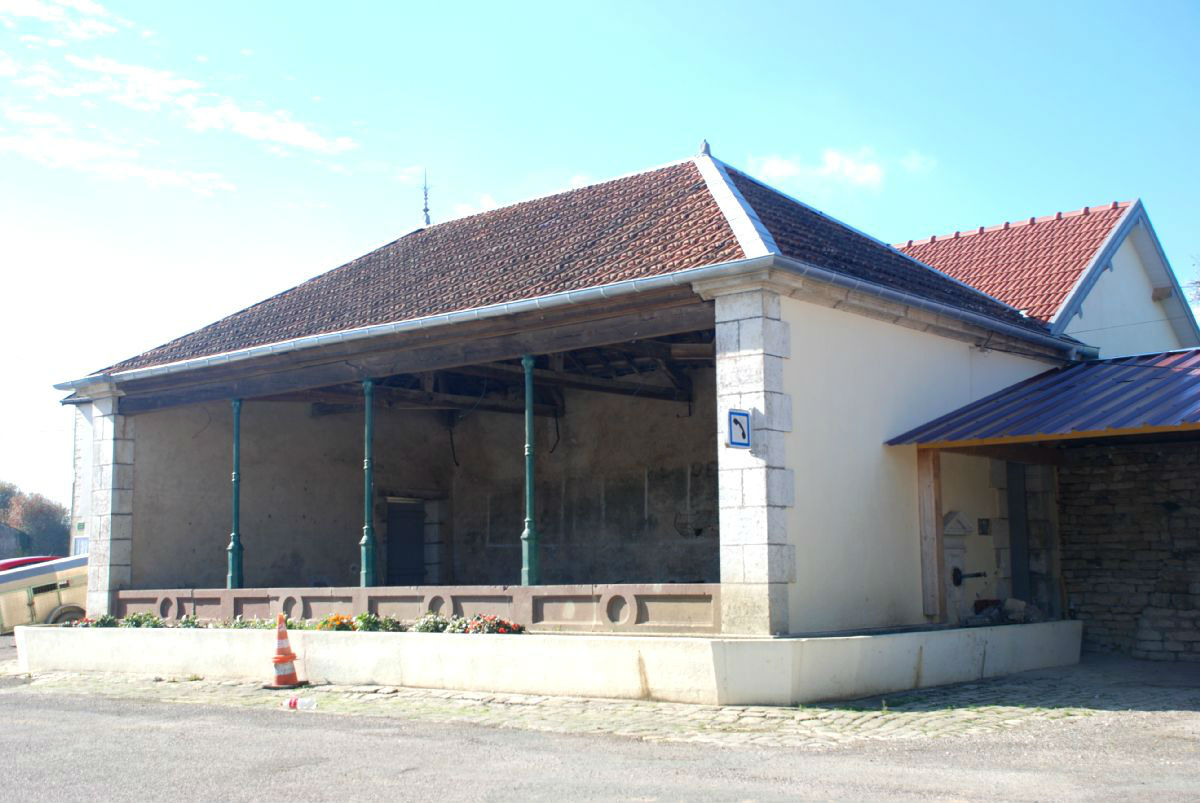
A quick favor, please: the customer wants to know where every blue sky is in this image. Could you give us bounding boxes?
[2,0,1199,505]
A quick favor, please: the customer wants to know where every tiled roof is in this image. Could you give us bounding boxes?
[726,170,1040,329]
[897,202,1131,322]
[104,156,1055,375]
[109,162,743,372]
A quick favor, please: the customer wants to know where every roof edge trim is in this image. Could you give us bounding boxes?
[1049,200,1140,332]
[56,250,1088,395]
[55,254,776,391]
[1128,205,1200,346]
[692,154,778,258]
[724,166,1025,313]
[768,254,1087,360]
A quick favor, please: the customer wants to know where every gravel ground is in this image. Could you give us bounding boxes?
[1,635,1197,802]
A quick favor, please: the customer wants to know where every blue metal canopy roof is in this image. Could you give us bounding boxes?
[888,349,1200,448]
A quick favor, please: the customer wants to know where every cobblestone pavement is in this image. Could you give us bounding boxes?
[2,645,1197,751]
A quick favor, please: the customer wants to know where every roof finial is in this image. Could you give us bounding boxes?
[698,139,711,156]
[422,170,431,226]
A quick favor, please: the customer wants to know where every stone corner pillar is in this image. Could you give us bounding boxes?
[707,286,796,636]
[83,387,134,616]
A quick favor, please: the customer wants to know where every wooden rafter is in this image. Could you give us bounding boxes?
[449,362,688,403]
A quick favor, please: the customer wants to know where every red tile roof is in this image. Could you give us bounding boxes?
[726,170,1038,326]
[109,161,743,372]
[897,202,1131,322]
[103,157,1055,375]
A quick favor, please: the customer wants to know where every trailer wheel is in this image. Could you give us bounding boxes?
[47,605,85,625]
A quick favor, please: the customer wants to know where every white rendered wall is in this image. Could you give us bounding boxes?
[940,452,1000,620]
[1063,237,1184,357]
[69,404,94,554]
[780,298,1052,633]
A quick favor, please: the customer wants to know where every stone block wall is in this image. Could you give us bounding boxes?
[1059,443,1200,662]
[984,461,1062,616]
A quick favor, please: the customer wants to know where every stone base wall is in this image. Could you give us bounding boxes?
[1059,443,1200,662]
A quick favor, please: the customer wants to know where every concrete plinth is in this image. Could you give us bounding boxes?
[16,620,1082,705]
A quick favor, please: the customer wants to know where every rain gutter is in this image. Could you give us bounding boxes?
[56,254,1087,393]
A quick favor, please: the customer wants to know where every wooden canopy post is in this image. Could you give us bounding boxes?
[917,448,946,621]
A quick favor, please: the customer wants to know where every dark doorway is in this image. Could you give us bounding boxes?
[386,500,425,586]
[1006,462,1031,603]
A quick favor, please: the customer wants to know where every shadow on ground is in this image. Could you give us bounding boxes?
[840,651,1200,714]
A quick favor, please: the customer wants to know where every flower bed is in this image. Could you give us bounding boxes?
[72,610,524,634]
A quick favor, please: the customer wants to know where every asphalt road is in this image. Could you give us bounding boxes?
[2,676,1197,803]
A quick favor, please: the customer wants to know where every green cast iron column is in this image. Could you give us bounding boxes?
[360,379,376,587]
[226,398,243,589]
[520,354,540,585]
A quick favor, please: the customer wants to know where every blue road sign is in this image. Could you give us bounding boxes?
[727,409,751,448]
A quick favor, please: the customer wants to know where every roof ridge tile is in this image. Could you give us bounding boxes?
[899,200,1132,249]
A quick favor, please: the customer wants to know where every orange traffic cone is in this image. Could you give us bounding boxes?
[263,613,308,690]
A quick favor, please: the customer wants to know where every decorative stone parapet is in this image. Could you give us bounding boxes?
[113,583,721,635]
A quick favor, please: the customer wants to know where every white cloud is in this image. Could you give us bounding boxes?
[0,0,118,39]
[0,50,17,76]
[64,54,202,109]
[26,54,358,154]
[61,14,113,38]
[569,174,591,189]
[394,164,423,184]
[180,97,356,154]
[4,102,69,129]
[751,147,885,190]
[51,0,110,16]
[453,193,498,218]
[900,150,937,174]
[0,128,235,194]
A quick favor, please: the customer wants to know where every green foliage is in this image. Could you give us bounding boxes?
[177,614,202,628]
[72,614,118,628]
[119,612,165,628]
[228,615,279,629]
[412,611,457,633]
[353,612,382,631]
[379,615,407,632]
[0,481,17,517]
[3,487,69,556]
[443,615,470,633]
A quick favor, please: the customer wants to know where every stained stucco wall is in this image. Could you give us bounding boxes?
[130,401,455,589]
[779,297,1054,633]
[69,404,93,555]
[447,368,718,585]
[940,452,999,618]
[127,367,717,589]
[1063,237,1184,357]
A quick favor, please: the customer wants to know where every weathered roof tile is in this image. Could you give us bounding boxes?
[898,202,1130,321]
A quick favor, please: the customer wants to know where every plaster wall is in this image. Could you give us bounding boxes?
[447,367,718,585]
[130,401,455,589]
[126,368,717,590]
[1063,237,1184,357]
[779,297,1053,633]
[69,404,93,555]
[940,453,1000,618]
